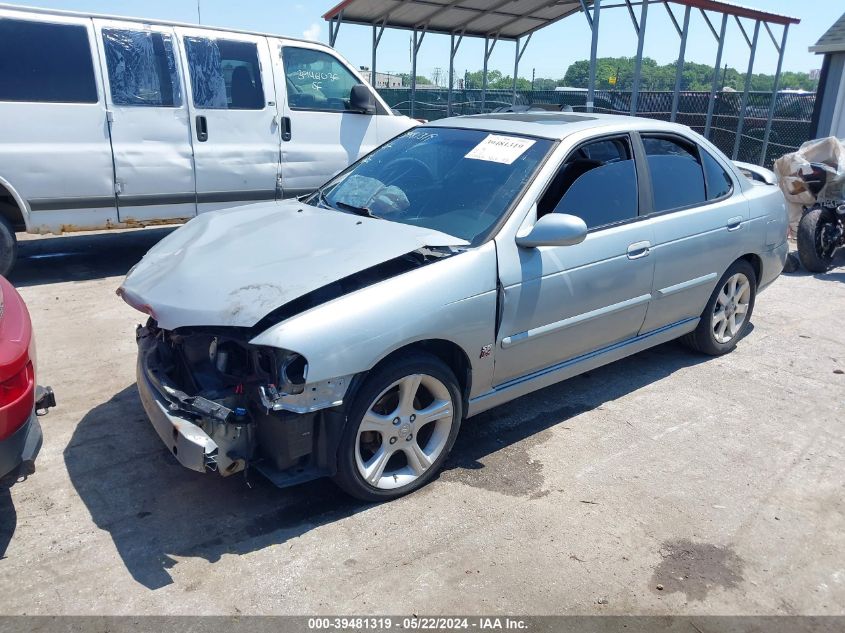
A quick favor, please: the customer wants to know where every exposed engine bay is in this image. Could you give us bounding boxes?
[137,322,350,485]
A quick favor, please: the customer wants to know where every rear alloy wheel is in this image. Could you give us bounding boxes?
[334,353,462,501]
[681,259,757,356]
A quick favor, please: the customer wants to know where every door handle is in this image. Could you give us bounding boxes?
[627,241,651,260]
[726,216,743,231]
[195,115,208,142]
[281,116,292,142]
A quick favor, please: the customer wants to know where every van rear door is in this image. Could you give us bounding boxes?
[93,19,196,224]
[0,8,117,232]
[176,27,281,213]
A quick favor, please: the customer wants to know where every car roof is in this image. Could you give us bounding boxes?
[425,112,689,141]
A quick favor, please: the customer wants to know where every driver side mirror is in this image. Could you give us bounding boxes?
[349,84,376,115]
[516,213,588,248]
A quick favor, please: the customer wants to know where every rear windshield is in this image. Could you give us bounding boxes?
[310,127,553,243]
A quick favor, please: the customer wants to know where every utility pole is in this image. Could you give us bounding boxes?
[197,0,201,24]
[431,67,443,88]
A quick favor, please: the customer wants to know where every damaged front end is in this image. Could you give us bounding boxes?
[136,322,351,486]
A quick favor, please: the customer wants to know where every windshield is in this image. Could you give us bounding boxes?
[307,127,554,243]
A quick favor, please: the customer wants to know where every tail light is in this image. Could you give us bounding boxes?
[0,275,35,440]
[0,360,34,440]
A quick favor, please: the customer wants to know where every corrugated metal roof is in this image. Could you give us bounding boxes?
[323,0,588,41]
[810,11,845,54]
[323,0,798,41]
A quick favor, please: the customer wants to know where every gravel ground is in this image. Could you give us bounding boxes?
[0,228,843,616]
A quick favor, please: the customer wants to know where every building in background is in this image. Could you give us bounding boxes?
[358,67,402,88]
[811,12,845,138]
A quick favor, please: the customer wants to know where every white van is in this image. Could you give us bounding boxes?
[0,4,416,274]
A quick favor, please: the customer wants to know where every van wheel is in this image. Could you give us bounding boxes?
[333,353,462,502]
[0,215,17,277]
[681,259,757,356]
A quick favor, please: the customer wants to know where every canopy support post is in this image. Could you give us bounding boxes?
[410,27,426,118]
[328,11,343,47]
[670,5,691,122]
[704,12,728,140]
[512,34,531,106]
[732,19,761,160]
[628,0,649,114]
[760,23,789,165]
[481,34,498,112]
[448,30,464,116]
[371,20,385,88]
[580,0,601,113]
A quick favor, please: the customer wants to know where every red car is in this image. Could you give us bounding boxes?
[0,275,53,479]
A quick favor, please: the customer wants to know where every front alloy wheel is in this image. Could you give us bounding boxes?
[334,353,462,501]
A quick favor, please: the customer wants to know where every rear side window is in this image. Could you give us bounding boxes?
[103,29,182,107]
[642,136,706,212]
[0,18,97,103]
[700,148,733,200]
[539,136,639,229]
[283,47,362,112]
[184,37,264,109]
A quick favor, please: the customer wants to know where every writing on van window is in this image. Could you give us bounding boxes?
[282,46,362,112]
[103,29,181,107]
[184,37,264,110]
[292,69,340,82]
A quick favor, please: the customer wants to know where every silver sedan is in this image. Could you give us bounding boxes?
[119,112,788,501]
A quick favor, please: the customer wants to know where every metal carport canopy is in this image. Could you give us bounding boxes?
[323,0,799,164]
[322,0,798,41]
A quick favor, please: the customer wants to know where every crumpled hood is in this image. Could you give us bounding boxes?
[119,200,468,330]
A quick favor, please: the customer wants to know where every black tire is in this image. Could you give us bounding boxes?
[0,215,17,277]
[797,207,837,273]
[333,352,463,502]
[681,259,757,356]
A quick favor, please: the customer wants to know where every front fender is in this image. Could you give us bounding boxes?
[249,241,498,399]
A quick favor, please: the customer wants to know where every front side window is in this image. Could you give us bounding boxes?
[184,37,263,109]
[309,128,553,243]
[538,136,638,229]
[103,29,182,107]
[283,46,363,112]
[0,18,97,103]
[700,148,733,200]
[643,136,706,212]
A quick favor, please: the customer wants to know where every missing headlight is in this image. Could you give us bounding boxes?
[280,352,308,395]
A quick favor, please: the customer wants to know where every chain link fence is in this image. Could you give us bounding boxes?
[376,88,816,167]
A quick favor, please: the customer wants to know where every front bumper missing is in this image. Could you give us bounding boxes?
[136,334,220,473]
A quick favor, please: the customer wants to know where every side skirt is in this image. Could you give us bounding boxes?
[466,317,699,418]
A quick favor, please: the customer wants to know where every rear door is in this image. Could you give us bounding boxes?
[0,9,117,231]
[636,134,747,333]
[177,27,280,212]
[94,19,196,223]
[272,41,381,197]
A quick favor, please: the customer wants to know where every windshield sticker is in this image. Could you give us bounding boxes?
[465,134,536,165]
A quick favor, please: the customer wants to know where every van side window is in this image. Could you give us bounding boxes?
[700,148,733,200]
[283,47,362,112]
[538,137,638,229]
[0,18,97,103]
[642,136,706,211]
[102,29,182,107]
[184,37,264,110]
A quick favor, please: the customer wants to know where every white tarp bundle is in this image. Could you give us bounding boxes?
[774,137,845,235]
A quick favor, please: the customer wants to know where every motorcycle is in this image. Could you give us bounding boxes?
[796,162,845,273]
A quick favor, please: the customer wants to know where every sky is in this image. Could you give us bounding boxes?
[3,0,841,82]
